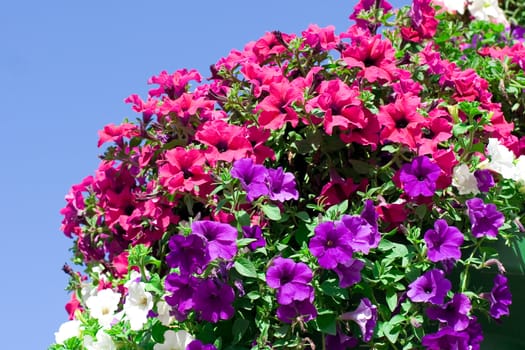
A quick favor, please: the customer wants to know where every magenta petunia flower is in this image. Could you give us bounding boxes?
[487,274,512,319]
[427,293,471,331]
[340,298,378,342]
[309,221,353,270]
[424,219,464,262]
[191,220,238,261]
[466,198,504,238]
[266,257,314,305]
[399,156,441,197]
[265,167,299,202]
[193,278,235,323]
[407,269,451,305]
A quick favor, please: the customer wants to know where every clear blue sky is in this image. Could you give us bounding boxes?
[0,0,408,348]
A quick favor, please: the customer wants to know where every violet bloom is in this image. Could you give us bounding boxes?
[421,327,470,350]
[192,220,238,260]
[360,200,380,239]
[427,293,471,331]
[333,258,365,288]
[242,225,265,250]
[424,219,464,262]
[187,340,217,350]
[166,234,210,274]
[325,329,359,350]
[266,257,314,305]
[407,269,451,305]
[276,298,317,323]
[164,273,198,320]
[487,274,512,319]
[231,158,268,202]
[340,214,379,254]
[473,169,494,192]
[340,298,378,342]
[193,278,235,323]
[309,221,353,269]
[466,198,504,238]
[399,156,441,197]
[265,167,299,202]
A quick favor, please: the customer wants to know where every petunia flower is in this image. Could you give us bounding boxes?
[265,167,299,202]
[54,320,82,345]
[191,220,238,261]
[193,278,235,323]
[231,158,268,202]
[123,280,154,331]
[424,219,464,262]
[266,257,314,305]
[466,198,504,238]
[407,269,451,305]
[309,221,353,269]
[84,330,116,350]
[153,330,194,350]
[427,293,472,331]
[166,233,210,274]
[486,274,512,319]
[473,169,495,192]
[340,298,378,342]
[85,288,122,328]
[399,156,441,197]
[452,164,480,195]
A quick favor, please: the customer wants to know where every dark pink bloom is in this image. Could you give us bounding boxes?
[349,0,393,29]
[148,69,202,99]
[302,24,339,51]
[195,120,252,165]
[424,219,464,262]
[417,109,453,156]
[407,269,451,305]
[97,122,139,148]
[251,31,295,63]
[318,171,360,207]
[402,0,438,42]
[255,79,303,130]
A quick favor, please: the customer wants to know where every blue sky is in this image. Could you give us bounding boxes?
[0,0,408,348]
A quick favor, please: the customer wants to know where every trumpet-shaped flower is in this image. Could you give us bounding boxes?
[340,298,378,342]
[154,330,194,350]
[84,330,116,350]
[124,281,154,331]
[85,288,122,328]
[407,269,451,305]
[54,320,82,345]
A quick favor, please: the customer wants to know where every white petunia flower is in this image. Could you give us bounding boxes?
[467,0,508,25]
[86,288,122,329]
[153,330,194,350]
[84,330,116,350]
[452,164,480,195]
[433,0,466,14]
[485,138,517,180]
[54,320,82,344]
[123,281,154,331]
[156,300,173,326]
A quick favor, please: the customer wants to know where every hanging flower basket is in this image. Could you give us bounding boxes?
[51,1,525,349]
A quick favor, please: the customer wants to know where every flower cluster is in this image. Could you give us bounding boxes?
[52,0,525,349]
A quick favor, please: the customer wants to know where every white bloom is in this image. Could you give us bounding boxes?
[124,270,143,288]
[153,330,194,350]
[452,164,480,195]
[433,0,466,14]
[84,330,116,350]
[486,138,517,180]
[467,0,508,25]
[515,156,525,185]
[156,300,173,326]
[54,320,82,344]
[86,288,122,328]
[123,281,154,331]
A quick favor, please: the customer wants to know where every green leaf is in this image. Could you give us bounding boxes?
[315,312,337,335]
[232,318,250,344]
[234,257,258,278]
[261,203,282,221]
[386,288,398,312]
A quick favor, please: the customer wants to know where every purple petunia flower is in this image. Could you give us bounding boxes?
[333,258,364,288]
[407,269,451,305]
[424,219,464,262]
[325,329,359,350]
[166,234,210,274]
[265,167,299,202]
[340,298,378,342]
[399,156,441,197]
[187,340,217,350]
[340,214,379,254]
[473,169,494,192]
[164,273,198,320]
[193,278,235,323]
[421,327,470,350]
[266,257,314,305]
[231,158,268,202]
[465,198,504,238]
[276,298,317,323]
[192,220,238,260]
[242,225,266,250]
[309,221,353,269]
[487,274,512,319]
[427,293,471,331]
[360,200,380,239]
